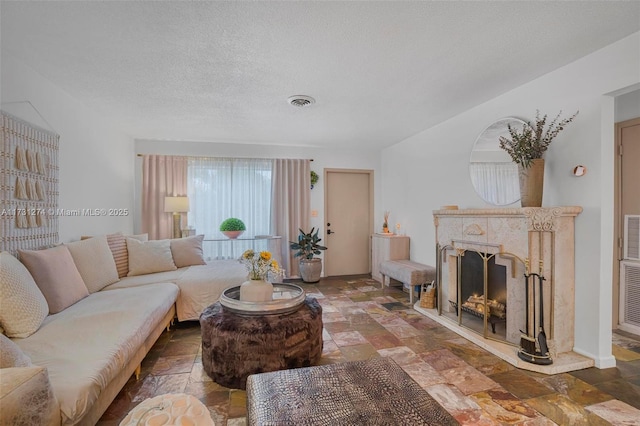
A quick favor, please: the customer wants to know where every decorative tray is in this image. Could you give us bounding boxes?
[219,283,306,315]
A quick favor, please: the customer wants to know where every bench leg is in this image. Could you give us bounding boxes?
[379,273,386,290]
[407,283,413,304]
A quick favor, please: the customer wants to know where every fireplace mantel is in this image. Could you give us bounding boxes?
[416,206,594,374]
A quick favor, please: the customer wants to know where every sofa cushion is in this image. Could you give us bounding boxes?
[1,334,33,368]
[0,252,49,338]
[126,238,177,276]
[66,235,119,293]
[19,246,89,314]
[102,269,186,291]
[170,235,206,267]
[14,283,179,425]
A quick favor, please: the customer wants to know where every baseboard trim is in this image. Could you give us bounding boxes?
[573,347,617,369]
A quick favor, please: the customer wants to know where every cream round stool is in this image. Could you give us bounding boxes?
[119,393,214,426]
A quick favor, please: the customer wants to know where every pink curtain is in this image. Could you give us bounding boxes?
[271,159,310,278]
[142,155,188,240]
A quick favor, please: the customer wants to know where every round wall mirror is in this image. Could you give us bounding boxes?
[470,117,527,206]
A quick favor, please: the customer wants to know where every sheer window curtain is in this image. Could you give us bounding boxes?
[469,162,519,205]
[141,155,188,240]
[271,159,310,278]
[187,157,272,259]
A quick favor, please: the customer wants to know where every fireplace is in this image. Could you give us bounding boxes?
[450,251,508,336]
[440,244,525,346]
[413,206,595,374]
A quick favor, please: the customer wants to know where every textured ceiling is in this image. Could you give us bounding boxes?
[2,1,639,150]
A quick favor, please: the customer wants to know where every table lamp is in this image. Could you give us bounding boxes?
[164,196,189,239]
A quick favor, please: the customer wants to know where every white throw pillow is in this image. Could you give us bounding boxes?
[170,235,206,268]
[66,235,119,293]
[0,252,49,338]
[19,246,89,314]
[126,238,177,276]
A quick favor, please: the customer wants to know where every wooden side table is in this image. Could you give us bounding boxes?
[371,234,410,282]
[199,297,323,390]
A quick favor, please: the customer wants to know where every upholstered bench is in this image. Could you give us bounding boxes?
[379,259,436,304]
[246,357,458,425]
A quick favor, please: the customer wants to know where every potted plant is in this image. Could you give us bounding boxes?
[310,171,319,189]
[220,218,246,239]
[289,228,327,283]
[498,110,578,207]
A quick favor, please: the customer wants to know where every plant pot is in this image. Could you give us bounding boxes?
[222,230,244,239]
[239,279,273,302]
[518,159,544,207]
[299,258,322,283]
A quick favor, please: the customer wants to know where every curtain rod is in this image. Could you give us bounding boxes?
[135,153,313,161]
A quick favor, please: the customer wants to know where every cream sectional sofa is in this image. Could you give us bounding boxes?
[0,233,248,425]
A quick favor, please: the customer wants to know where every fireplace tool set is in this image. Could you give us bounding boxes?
[518,259,553,365]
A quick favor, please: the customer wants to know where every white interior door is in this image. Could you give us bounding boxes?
[324,169,373,276]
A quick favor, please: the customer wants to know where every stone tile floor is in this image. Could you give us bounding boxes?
[98,276,640,425]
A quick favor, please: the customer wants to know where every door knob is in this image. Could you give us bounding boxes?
[327,229,334,234]
[327,223,331,226]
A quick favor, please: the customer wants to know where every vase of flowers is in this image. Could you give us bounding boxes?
[238,249,284,302]
[499,110,578,207]
[382,211,390,233]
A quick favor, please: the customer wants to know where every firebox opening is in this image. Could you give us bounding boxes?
[461,252,507,305]
[450,252,508,337]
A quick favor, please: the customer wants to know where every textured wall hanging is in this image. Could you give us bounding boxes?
[1,111,59,254]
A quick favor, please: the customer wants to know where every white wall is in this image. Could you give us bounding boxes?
[1,55,135,241]
[134,139,381,256]
[381,32,640,367]
[615,88,640,122]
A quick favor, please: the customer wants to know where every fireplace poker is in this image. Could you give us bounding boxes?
[519,260,536,356]
[518,260,553,365]
[537,265,550,359]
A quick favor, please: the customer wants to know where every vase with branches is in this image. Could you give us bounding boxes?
[498,110,578,207]
[382,211,390,233]
[498,110,579,169]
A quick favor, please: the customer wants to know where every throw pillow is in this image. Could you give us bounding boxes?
[65,235,119,293]
[0,334,33,368]
[126,238,177,276]
[81,232,148,278]
[129,233,149,242]
[106,233,129,278]
[19,246,89,314]
[171,235,206,268]
[0,252,49,338]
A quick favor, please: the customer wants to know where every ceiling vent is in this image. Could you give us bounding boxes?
[287,95,315,107]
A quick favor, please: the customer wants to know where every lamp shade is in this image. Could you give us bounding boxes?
[164,196,190,213]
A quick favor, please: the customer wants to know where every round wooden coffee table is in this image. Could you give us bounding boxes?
[199,296,323,390]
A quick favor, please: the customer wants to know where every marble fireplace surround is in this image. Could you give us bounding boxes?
[414,206,595,374]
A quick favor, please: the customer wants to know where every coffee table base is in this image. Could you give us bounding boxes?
[199,296,323,390]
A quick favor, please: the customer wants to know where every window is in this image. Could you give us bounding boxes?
[187,157,272,259]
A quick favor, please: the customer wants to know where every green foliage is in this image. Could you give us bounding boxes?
[499,110,578,168]
[310,171,319,186]
[289,228,327,260]
[219,218,246,231]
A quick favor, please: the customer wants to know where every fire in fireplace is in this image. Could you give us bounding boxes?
[449,251,508,335]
